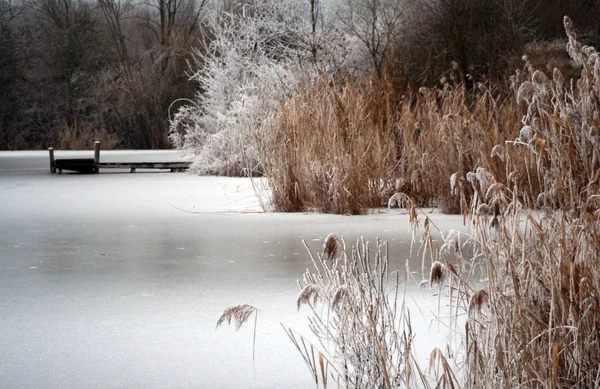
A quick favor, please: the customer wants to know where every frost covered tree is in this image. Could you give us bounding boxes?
[170,0,337,175]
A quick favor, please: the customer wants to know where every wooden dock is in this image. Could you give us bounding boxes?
[49,142,192,174]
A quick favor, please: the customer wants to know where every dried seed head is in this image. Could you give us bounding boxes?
[388,192,410,209]
[472,289,488,307]
[430,261,447,286]
[332,285,348,310]
[450,173,458,195]
[468,289,489,316]
[583,46,597,58]
[466,171,478,188]
[217,304,258,330]
[491,144,505,160]
[477,203,492,216]
[564,16,577,41]
[444,229,460,251]
[517,81,534,103]
[476,167,495,192]
[553,68,565,90]
[594,57,600,83]
[508,171,521,183]
[486,183,506,201]
[532,70,548,85]
[565,16,585,64]
[297,284,322,310]
[439,242,453,259]
[323,233,341,260]
[428,347,442,372]
[519,126,532,142]
[531,117,541,131]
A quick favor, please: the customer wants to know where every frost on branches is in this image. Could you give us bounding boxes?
[169,0,320,176]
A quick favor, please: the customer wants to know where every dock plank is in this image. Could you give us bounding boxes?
[54,158,96,174]
[48,142,192,174]
[96,162,191,169]
[96,162,191,172]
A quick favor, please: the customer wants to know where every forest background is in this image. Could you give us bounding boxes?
[1,0,598,152]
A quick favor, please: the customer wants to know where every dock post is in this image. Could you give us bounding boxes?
[48,147,56,174]
[94,141,100,173]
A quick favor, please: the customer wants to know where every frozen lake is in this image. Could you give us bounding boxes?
[0,150,467,388]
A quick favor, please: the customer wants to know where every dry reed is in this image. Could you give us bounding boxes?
[220,16,599,389]
[258,67,527,215]
[219,236,448,388]
[256,73,400,214]
[58,122,119,150]
[457,17,600,388]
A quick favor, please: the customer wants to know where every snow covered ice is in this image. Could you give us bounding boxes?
[0,151,467,389]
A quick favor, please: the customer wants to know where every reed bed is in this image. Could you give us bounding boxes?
[257,68,526,215]
[395,82,524,214]
[458,17,600,388]
[221,17,599,389]
[255,75,400,214]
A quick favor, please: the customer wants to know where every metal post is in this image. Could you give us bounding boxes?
[48,148,56,174]
[94,141,100,173]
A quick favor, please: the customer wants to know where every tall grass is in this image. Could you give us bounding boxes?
[256,74,400,214]
[258,69,527,214]
[218,230,462,389]
[57,122,119,150]
[395,82,524,214]
[221,17,599,389]
[459,17,600,387]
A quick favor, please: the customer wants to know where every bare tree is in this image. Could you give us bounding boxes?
[0,0,23,147]
[336,0,408,77]
[0,0,23,23]
[97,0,133,79]
[405,0,600,84]
[414,0,538,80]
[136,0,206,75]
[32,0,106,135]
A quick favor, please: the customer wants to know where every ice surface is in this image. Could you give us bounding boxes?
[0,151,469,388]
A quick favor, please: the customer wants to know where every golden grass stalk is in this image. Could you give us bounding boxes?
[220,16,599,389]
[255,73,401,214]
[458,17,600,387]
[257,67,530,214]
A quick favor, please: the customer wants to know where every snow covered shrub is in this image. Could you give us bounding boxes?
[168,0,302,175]
[169,0,347,176]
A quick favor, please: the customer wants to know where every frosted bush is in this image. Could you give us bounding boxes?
[169,0,345,176]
